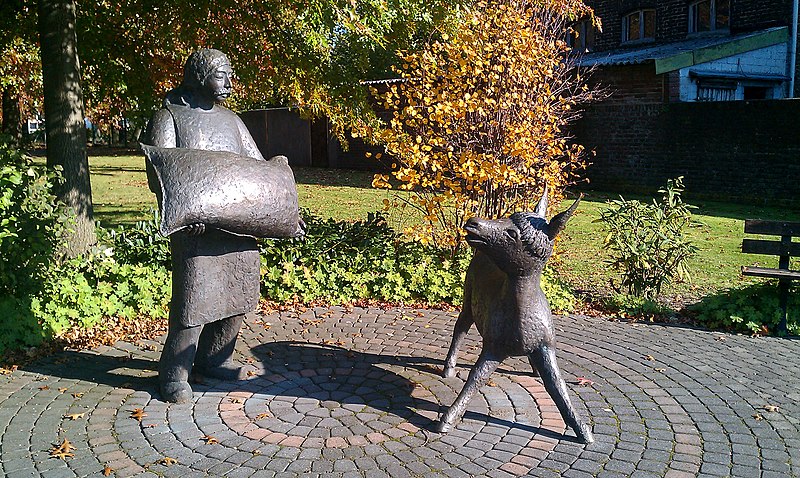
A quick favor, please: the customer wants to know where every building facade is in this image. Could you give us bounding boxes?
[576,0,798,103]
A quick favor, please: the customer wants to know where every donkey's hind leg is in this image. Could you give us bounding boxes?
[437,350,500,433]
[529,346,594,444]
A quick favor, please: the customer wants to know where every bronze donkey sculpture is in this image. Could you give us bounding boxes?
[437,192,594,444]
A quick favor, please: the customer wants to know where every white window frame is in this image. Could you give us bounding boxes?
[689,0,730,33]
[696,79,736,101]
[622,10,656,43]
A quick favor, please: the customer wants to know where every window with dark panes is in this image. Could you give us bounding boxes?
[622,10,655,42]
[689,0,730,33]
[567,20,595,52]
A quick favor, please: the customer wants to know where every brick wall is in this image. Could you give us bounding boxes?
[587,0,793,52]
[588,63,667,104]
[573,98,800,204]
[733,0,792,32]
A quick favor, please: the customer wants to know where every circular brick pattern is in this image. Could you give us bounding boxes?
[1,307,798,478]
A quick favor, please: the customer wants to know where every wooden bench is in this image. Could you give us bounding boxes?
[741,219,800,334]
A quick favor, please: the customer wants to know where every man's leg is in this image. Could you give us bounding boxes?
[159,317,202,403]
[194,314,245,381]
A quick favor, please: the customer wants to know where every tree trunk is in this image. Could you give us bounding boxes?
[1,88,24,145]
[38,0,95,257]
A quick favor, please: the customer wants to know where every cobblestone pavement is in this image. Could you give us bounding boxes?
[1,307,798,478]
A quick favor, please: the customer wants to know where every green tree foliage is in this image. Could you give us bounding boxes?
[366,0,597,247]
[0,0,41,143]
[72,0,466,132]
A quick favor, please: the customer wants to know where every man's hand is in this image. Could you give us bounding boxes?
[295,217,307,238]
[186,223,206,236]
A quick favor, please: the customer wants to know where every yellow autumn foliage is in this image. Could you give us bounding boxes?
[362,0,599,248]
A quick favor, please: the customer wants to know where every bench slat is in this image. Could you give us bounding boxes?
[742,239,800,256]
[742,266,800,280]
[744,219,800,236]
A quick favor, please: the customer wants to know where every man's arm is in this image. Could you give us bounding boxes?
[142,109,176,203]
[236,116,266,161]
[145,108,177,148]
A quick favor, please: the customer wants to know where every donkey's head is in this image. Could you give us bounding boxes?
[464,191,581,276]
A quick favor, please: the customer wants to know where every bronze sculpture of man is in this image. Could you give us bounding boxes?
[144,49,266,403]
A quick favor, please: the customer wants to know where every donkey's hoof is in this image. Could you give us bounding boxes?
[576,424,595,444]
[434,420,452,433]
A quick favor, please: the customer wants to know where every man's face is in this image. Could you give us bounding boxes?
[203,64,233,102]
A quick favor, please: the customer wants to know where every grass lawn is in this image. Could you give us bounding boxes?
[87,151,800,306]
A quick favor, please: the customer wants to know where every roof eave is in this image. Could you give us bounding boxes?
[654,27,789,74]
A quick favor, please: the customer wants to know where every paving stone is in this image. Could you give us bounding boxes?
[1,309,797,478]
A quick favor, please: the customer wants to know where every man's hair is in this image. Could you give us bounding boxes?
[164,49,230,106]
[183,49,230,88]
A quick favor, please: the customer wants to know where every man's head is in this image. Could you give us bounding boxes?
[182,49,233,102]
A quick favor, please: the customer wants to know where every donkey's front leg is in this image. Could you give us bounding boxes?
[436,350,501,433]
[442,309,474,379]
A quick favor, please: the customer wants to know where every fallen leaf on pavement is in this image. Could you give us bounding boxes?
[130,408,147,422]
[761,405,780,412]
[643,355,655,361]
[421,365,442,374]
[71,392,84,398]
[201,435,219,445]
[0,365,18,375]
[575,377,595,386]
[752,413,764,421]
[39,385,50,390]
[255,412,271,420]
[50,438,76,460]
[103,465,114,476]
[58,387,68,393]
[158,456,178,466]
[63,413,85,420]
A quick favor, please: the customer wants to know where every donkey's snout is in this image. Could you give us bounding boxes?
[464,217,487,246]
[464,217,481,230]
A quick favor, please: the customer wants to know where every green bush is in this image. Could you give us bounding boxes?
[688,282,798,335]
[103,211,171,269]
[0,141,68,295]
[596,177,698,300]
[606,293,671,317]
[260,211,470,304]
[260,210,578,311]
[32,251,171,336]
[542,269,577,314]
[0,140,172,354]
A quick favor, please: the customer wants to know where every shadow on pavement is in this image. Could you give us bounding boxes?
[20,339,575,440]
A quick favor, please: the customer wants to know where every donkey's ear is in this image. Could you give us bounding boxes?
[546,194,582,241]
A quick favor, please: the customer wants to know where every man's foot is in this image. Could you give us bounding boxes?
[194,361,246,381]
[161,381,193,403]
